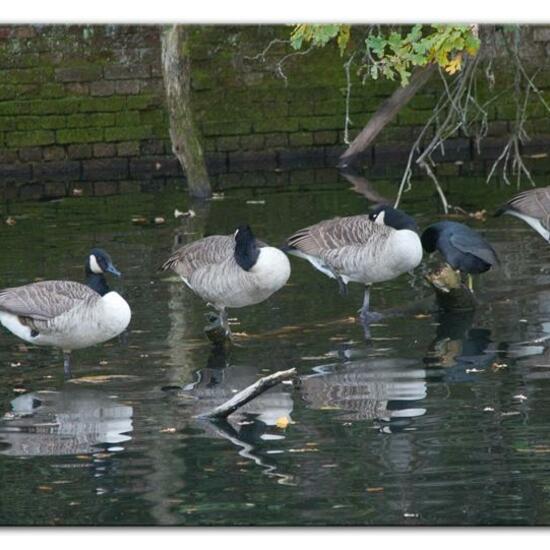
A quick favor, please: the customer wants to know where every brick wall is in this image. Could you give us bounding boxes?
[0,25,550,200]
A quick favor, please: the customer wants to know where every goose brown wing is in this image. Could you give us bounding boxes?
[500,186,550,230]
[0,280,98,321]
[286,215,385,257]
[161,235,235,278]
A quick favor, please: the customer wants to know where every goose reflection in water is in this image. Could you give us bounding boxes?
[423,310,550,380]
[300,352,427,431]
[0,387,133,458]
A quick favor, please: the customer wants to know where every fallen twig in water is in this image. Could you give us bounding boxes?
[197,368,297,420]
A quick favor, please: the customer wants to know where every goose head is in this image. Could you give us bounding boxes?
[86,248,121,277]
[234,225,260,271]
[369,205,419,232]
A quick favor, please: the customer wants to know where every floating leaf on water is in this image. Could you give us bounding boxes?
[154,216,166,224]
[93,453,111,459]
[160,427,177,433]
[491,362,508,371]
[37,485,53,492]
[366,487,384,493]
[68,375,139,384]
[275,417,290,429]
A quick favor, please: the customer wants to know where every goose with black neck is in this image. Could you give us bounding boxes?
[0,248,131,378]
[285,204,423,336]
[162,224,291,339]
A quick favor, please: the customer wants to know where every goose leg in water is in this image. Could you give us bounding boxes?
[220,309,231,337]
[63,351,72,379]
[328,266,347,296]
[337,276,348,297]
[358,286,383,326]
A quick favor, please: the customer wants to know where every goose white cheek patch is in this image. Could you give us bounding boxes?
[374,211,386,225]
[89,255,103,274]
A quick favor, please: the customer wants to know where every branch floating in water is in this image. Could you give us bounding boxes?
[197,368,297,420]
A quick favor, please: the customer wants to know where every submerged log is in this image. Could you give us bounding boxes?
[425,263,477,312]
[198,368,297,420]
[161,25,212,199]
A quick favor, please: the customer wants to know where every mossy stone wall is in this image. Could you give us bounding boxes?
[0,25,549,200]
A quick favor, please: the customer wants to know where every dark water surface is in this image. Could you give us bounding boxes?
[1,172,550,526]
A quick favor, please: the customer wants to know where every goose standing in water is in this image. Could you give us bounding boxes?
[495,186,550,241]
[0,249,131,377]
[162,225,291,337]
[285,205,423,331]
[421,221,499,290]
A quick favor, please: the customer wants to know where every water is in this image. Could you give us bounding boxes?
[1,171,550,525]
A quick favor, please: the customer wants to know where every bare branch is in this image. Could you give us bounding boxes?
[197,368,297,420]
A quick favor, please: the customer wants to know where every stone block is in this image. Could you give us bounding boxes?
[56,128,104,144]
[90,81,116,96]
[33,160,80,181]
[18,147,42,162]
[93,143,117,157]
[55,65,102,83]
[129,156,181,179]
[115,80,141,95]
[93,181,120,195]
[6,130,55,147]
[82,158,129,181]
[104,64,150,80]
[67,144,92,159]
[0,163,32,182]
[116,141,140,156]
[43,145,66,161]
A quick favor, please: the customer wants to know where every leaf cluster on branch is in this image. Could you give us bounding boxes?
[290,24,480,85]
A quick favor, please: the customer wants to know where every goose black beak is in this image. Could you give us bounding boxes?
[106,264,122,277]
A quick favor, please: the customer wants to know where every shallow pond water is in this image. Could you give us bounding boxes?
[1,171,550,526]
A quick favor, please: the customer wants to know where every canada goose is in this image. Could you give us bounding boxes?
[421,221,499,290]
[161,225,291,337]
[495,186,550,241]
[0,249,131,377]
[285,205,423,328]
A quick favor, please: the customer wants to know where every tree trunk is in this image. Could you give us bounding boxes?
[161,25,212,199]
[338,64,437,170]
